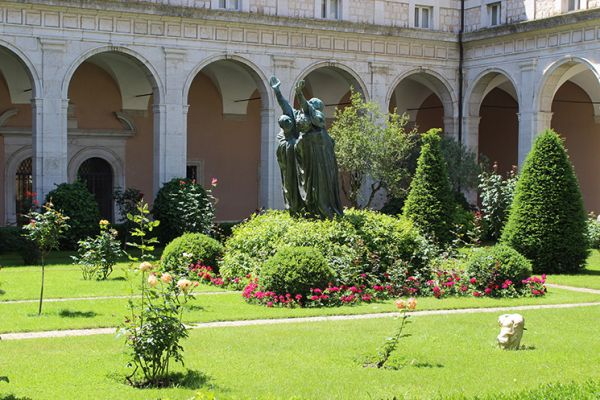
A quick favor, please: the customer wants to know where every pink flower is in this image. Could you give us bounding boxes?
[266,301,274,307]
[295,294,302,301]
[310,295,319,301]
[473,291,481,297]
[470,278,477,284]
[313,288,322,294]
[484,288,492,295]
[211,177,218,186]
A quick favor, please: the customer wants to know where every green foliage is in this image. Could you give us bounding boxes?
[72,220,124,280]
[478,164,518,241]
[260,246,334,297]
[343,208,428,272]
[501,130,589,273]
[465,244,532,291]
[403,129,456,245]
[439,136,481,194]
[45,181,100,249]
[220,209,427,285]
[586,214,600,250]
[152,178,215,245]
[22,202,69,315]
[329,89,419,208]
[161,233,224,276]
[113,187,144,244]
[126,201,160,263]
[0,227,41,264]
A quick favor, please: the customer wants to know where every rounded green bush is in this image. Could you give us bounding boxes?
[161,233,224,275]
[152,178,215,245]
[46,181,100,249]
[465,244,532,290]
[501,130,588,273]
[260,246,335,297]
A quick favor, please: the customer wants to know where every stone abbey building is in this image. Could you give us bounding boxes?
[2,0,600,224]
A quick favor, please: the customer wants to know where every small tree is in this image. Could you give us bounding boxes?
[403,129,456,245]
[501,130,588,273]
[152,178,216,244]
[22,202,69,315]
[72,220,124,280]
[329,89,419,208]
[478,163,518,241]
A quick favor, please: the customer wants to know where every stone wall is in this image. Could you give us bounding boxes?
[465,7,481,32]
[506,0,527,23]
[535,0,557,18]
[440,7,460,32]
[383,1,409,27]
[249,0,277,15]
[288,0,315,18]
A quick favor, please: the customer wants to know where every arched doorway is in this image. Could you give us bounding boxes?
[541,59,600,213]
[186,58,268,221]
[388,71,455,135]
[15,157,32,225]
[467,71,519,175]
[0,45,36,225]
[77,157,114,221]
[65,50,159,214]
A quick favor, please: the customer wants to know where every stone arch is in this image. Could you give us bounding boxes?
[538,56,600,116]
[0,40,41,100]
[387,68,456,135]
[466,68,520,117]
[466,69,520,174]
[183,54,273,111]
[294,61,370,102]
[185,55,271,220]
[4,146,32,225]
[61,46,163,108]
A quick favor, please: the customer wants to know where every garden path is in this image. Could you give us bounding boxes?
[545,283,600,294]
[2,301,599,341]
[0,291,238,304]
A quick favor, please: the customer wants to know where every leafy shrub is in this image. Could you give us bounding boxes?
[45,181,99,249]
[501,130,588,273]
[0,227,24,254]
[343,208,427,272]
[586,214,600,249]
[403,129,456,245]
[260,246,335,298]
[161,233,224,275]
[152,178,215,245]
[478,164,518,241]
[72,220,124,280]
[220,209,427,285]
[113,187,144,245]
[440,136,481,195]
[465,245,532,293]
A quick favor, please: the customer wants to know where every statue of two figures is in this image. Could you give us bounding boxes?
[270,76,343,219]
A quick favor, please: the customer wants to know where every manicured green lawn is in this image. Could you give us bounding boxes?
[1,306,599,399]
[546,249,600,290]
[0,288,598,334]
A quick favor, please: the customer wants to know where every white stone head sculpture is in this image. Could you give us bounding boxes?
[497,313,525,350]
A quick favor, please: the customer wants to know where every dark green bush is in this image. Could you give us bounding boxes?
[260,246,335,297]
[0,227,22,254]
[152,178,215,245]
[161,233,224,275]
[45,181,100,249]
[501,130,588,274]
[587,215,600,250]
[403,129,456,245]
[466,244,532,291]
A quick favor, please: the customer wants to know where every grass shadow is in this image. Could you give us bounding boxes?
[117,369,213,390]
[110,277,127,281]
[186,304,206,312]
[0,289,5,296]
[0,395,33,400]
[58,309,98,318]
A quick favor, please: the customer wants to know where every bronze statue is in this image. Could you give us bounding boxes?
[270,76,343,219]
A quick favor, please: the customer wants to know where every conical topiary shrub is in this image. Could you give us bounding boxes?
[501,129,588,274]
[403,129,456,245]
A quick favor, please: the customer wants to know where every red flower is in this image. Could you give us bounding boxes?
[473,291,481,297]
[470,278,477,284]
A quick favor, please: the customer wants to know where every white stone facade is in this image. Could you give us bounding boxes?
[2,0,600,224]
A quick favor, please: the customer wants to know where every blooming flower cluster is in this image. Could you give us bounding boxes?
[189,263,241,288]
[242,278,395,308]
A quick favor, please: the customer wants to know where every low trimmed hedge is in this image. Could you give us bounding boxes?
[161,232,224,275]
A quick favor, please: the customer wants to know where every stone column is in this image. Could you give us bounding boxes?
[33,38,69,205]
[153,48,187,195]
[462,115,481,156]
[516,60,544,169]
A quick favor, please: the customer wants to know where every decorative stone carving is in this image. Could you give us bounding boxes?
[497,313,525,350]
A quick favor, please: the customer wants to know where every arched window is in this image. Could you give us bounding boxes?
[15,157,32,225]
[78,157,114,221]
